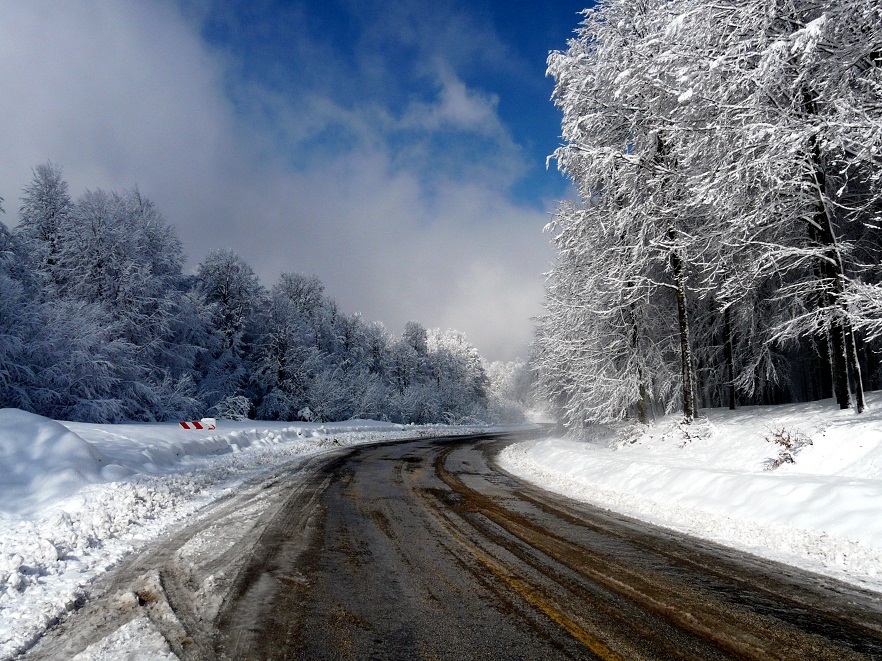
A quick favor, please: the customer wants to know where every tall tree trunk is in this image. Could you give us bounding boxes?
[627,299,650,424]
[815,335,833,400]
[808,171,861,411]
[637,377,650,424]
[846,326,865,413]
[864,336,880,391]
[669,223,696,422]
[723,305,737,410]
[633,327,650,425]
[655,132,695,422]
[804,93,863,413]
[828,318,851,410]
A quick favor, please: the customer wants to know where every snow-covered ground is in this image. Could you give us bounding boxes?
[499,392,882,594]
[0,409,493,659]
[9,397,882,658]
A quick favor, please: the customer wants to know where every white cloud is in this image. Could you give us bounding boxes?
[400,64,502,135]
[0,1,242,238]
[0,0,553,361]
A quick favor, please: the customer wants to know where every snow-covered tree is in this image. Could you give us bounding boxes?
[403,320,428,355]
[0,222,38,411]
[3,164,501,425]
[194,249,265,415]
[535,202,678,426]
[544,0,705,424]
[539,0,882,431]
[484,359,533,423]
[15,162,72,294]
[253,273,322,420]
[427,328,489,423]
[39,186,200,419]
[675,0,882,412]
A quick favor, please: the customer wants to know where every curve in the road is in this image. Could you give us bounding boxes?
[25,431,882,660]
[216,432,882,660]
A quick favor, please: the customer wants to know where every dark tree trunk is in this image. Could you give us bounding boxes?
[846,327,865,413]
[828,320,851,410]
[627,300,650,424]
[654,132,696,423]
[723,306,737,410]
[809,179,861,412]
[669,223,696,423]
[815,336,833,400]
[864,337,880,391]
[637,378,650,424]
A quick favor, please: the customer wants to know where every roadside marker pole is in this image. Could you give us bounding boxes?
[179,418,217,430]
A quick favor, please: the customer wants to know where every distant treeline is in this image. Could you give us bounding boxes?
[0,163,532,424]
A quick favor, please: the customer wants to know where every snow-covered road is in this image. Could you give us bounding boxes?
[25,431,882,660]
[0,410,504,658]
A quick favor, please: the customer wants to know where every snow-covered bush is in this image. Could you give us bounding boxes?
[212,395,252,422]
[764,427,813,470]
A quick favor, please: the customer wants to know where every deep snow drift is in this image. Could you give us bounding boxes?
[0,409,494,659]
[499,393,882,593]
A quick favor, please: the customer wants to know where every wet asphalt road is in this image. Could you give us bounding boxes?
[212,431,882,660]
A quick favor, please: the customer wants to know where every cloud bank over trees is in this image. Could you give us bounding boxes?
[0,1,561,362]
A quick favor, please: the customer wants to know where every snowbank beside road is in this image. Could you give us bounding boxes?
[0,410,456,517]
[0,410,111,516]
[62,417,428,487]
[0,411,496,658]
[499,394,882,592]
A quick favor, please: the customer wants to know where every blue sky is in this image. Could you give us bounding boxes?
[192,0,586,203]
[0,1,588,361]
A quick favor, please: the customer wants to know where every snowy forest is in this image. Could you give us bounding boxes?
[0,164,531,424]
[535,0,882,429]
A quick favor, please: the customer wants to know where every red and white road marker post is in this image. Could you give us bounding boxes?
[179,418,217,430]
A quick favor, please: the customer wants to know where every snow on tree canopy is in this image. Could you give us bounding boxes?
[537,0,882,430]
[1,163,526,426]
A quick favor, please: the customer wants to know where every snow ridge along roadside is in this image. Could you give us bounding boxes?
[498,394,882,594]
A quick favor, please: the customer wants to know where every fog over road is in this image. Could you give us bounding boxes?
[27,431,882,660]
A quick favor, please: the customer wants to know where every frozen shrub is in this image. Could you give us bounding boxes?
[764,427,812,470]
